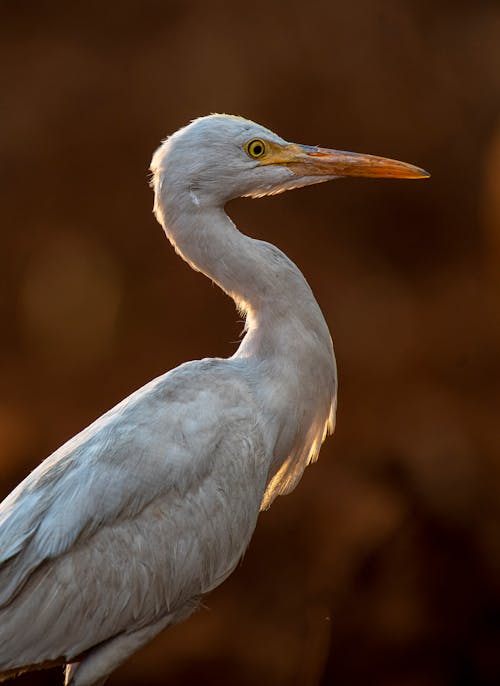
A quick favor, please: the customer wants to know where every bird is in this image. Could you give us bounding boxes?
[0,114,428,686]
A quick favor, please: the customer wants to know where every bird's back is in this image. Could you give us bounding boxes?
[0,357,268,675]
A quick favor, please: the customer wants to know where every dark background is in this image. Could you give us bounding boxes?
[1,1,500,685]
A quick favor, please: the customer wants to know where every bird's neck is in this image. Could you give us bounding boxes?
[156,194,299,327]
[155,188,334,375]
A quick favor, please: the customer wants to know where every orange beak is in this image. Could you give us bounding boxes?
[261,142,430,180]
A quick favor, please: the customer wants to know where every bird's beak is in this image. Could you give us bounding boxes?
[261,142,430,180]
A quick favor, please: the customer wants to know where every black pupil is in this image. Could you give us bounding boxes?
[252,143,263,156]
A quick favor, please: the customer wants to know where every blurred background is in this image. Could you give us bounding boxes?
[1,1,500,684]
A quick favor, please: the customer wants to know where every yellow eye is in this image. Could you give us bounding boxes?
[246,139,266,159]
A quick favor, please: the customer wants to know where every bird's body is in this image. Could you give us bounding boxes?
[0,115,427,686]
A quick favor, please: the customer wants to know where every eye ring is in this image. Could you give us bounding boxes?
[245,139,266,159]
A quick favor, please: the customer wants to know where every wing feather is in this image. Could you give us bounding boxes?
[0,359,268,672]
[0,359,266,617]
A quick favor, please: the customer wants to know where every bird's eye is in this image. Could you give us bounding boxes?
[246,139,266,159]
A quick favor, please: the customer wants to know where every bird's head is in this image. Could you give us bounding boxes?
[151,114,429,210]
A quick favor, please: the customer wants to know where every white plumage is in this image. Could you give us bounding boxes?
[0,114,427,685]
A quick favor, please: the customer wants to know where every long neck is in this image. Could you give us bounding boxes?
[155,190,322,343]
[164,205,268,312]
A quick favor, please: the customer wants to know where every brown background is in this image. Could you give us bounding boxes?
[1,1,500,685]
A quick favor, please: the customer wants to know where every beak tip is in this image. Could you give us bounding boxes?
[416,167,431,179]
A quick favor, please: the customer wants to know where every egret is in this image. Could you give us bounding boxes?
[0,114,428,686]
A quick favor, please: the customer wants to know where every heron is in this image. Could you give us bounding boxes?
[0,114,428,686]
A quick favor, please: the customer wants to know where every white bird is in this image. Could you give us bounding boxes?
[0,114,428,686]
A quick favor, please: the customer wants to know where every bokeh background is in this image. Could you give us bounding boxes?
[1,1,500,685]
